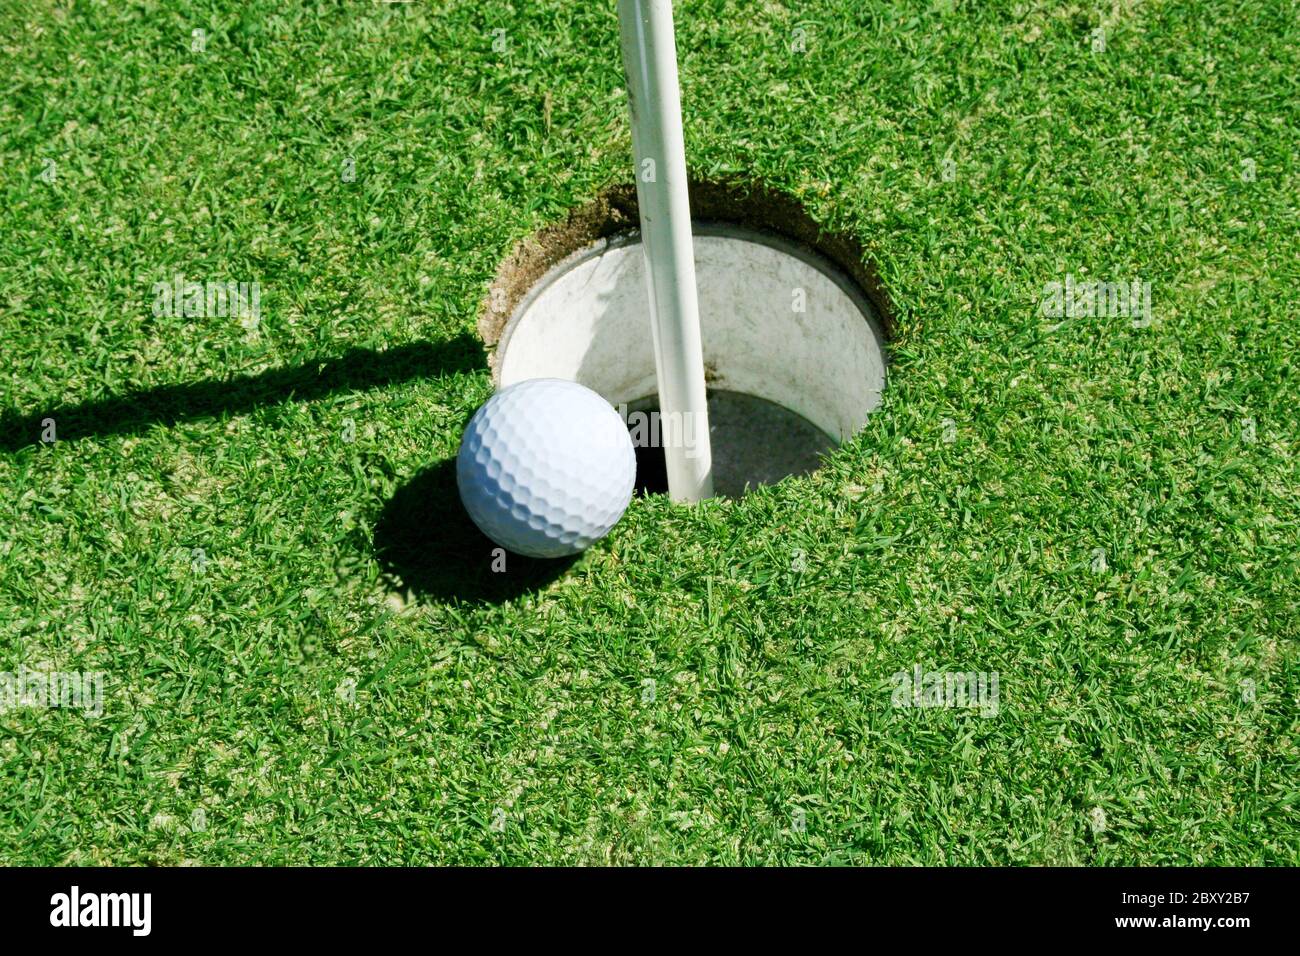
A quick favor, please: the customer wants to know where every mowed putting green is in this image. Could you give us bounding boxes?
[1,1,1297,865]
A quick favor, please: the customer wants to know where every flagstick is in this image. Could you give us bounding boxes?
[617,0,714,502]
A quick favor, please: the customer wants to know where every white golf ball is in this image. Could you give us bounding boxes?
[456,378,637,558]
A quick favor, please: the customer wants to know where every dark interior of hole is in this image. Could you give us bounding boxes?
[626,390,838,498]
[632,433,670,497]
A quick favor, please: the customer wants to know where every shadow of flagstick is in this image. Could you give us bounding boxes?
[7,330,585,606]
[0,333,484,452]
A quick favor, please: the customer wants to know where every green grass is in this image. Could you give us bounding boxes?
[1,0,1297,864]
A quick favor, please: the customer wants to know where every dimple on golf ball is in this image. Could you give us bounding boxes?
[456,378,637,558]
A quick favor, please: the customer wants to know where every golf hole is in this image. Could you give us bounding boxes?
[480,181,891,498]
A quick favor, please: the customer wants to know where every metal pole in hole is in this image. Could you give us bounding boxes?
[617,0,714,502]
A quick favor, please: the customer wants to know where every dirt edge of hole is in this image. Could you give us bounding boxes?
[478,177,893,376]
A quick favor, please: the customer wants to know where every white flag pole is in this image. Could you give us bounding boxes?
[617,0,714,502]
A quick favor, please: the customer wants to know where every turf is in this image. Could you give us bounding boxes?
[1,0,1297,864]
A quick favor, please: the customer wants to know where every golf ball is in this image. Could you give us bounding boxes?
[456,378,637,558]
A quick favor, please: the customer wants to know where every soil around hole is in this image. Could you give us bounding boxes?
[478,177,893,378]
